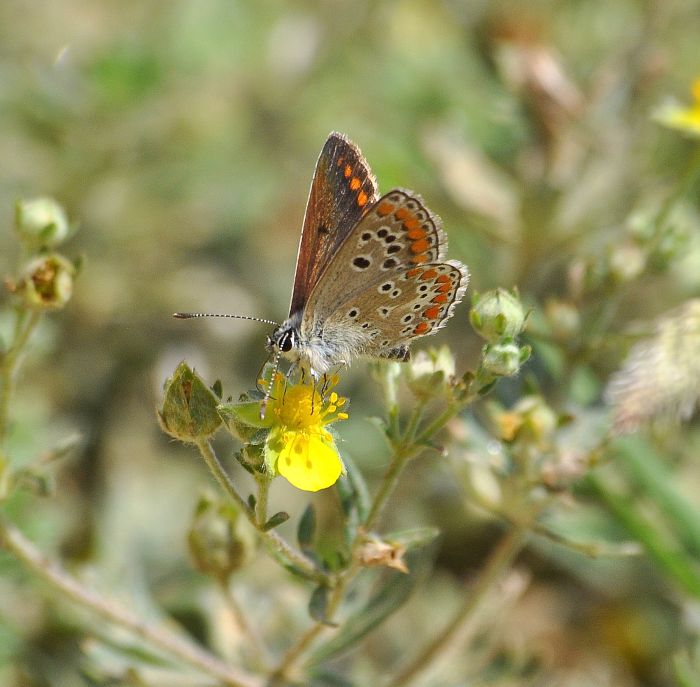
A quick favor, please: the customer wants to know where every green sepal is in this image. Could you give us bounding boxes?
[158,362,222,442]
[263,428,284,477]
[218,400,271,429]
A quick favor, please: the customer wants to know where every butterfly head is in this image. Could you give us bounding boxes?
[267,325,298,355]
[267,311,303,361]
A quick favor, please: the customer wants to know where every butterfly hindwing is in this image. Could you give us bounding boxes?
[320,260,469,356]
[289,132,379,316]
[300,186,469,355]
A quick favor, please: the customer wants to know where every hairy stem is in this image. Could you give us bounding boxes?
[0,309,41,446]
[385,524,529,687]
[254,473,269,527]
[0,516,261,687]
[271,399,458,681]
[195,439,327,584]
[218,579,270,671]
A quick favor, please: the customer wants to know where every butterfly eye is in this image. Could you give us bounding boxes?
[279,332,294,353]
[279,331,295,352]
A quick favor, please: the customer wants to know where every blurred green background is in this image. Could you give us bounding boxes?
[2,1,700,685]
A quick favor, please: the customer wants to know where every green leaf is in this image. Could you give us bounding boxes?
[308,585,336,626]
[310,571,417,664]
[384,527,441,551]
[298,503,316,551]
[616,436,700,557]
[263,511,290,531]
[309,669,356,687]
[337,453,370,522]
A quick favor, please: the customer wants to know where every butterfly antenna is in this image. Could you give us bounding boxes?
[260,349,282,419]
[173,312,279,326]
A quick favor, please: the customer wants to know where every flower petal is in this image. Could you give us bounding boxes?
[276,432,343,492]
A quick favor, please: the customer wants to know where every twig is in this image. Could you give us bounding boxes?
[0,516,261,687]
[218,579,270,671]
[271,402,455,681]
[195,439,328,584]
[0,309,41,445]
[384,524,529,687]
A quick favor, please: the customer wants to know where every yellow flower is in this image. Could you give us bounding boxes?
[654,78,700,137]
[264,374,348,492]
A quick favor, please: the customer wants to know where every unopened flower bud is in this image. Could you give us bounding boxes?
[544,298,580,340]
[511,396,559,444]
[481,341,530,377]
[15,197,70,247]
[406,346,455,398]
[188,494,254,581]
[19,254,75,310]
[470,288,527,342]
[158,362,222,442]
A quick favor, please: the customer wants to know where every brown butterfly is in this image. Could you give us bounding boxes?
[177,132,469,381]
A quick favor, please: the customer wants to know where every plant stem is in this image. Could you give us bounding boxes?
[0,308,41,446]
[195,439,327,584]
[270,394,468,682]
[384,524,529,687]
[654,142,700,236]
[270,444,414,681]
[363,447,415,532]
[587,472,700,599]
[412,403,460,448]
[255,473,269,527]
[218,579,270,671]
[0,516,261,687]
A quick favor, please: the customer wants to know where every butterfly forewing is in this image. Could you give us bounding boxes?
[289,132,379,316]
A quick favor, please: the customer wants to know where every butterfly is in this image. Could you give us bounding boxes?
[176,132,469,382]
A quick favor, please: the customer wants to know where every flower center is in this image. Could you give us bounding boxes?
[274,384,322,430]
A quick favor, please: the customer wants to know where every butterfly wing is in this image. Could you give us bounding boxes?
[302,189,469,355]
[321,259,468,359]
[289,132,379,317]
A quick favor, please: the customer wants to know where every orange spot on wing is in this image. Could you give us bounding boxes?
[350,177,361,190]
[377,201,395,216]
[395,207,410,220]
[403,218,421,231]
[337,157,344,166]
[420,269,438,280]
[410,239,430,254]
[432,294,448,304]
[357,191,368,207]
[407,227,426,240]
[406,268,422,277]
[436,274,451,283]
[344,164,352,178]
[437,283,452,293]
[411,254,428,264]
[424,306,441,319]
[414,322,429,335]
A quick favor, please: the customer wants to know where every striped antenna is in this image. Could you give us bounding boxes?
[173,312,279,326]
[260,348,283,420]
